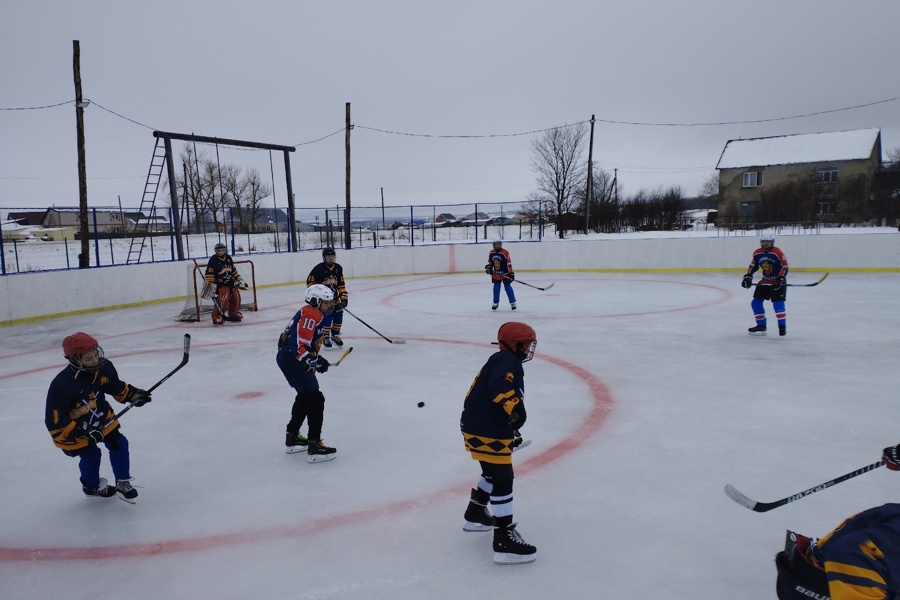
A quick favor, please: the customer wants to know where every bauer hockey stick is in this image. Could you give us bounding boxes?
[103,334,192,427]
[724,459,883,513]
[343,308,406,344]
[505,277,554,291]
[751,272,829,288]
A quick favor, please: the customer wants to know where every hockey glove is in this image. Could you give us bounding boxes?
[340,297,348,309]
[506,273,514,282]
[80,423,104,445]
[741,274,753,289]
[126,386,152,407]
[883,445,900,471]
[772,276,786,291]
[235,276,248,290]
[314,355,330,373]
[484,264,493,275]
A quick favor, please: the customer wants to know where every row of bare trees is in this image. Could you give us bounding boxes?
[172,145,273,234]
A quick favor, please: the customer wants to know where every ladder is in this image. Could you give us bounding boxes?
[126,138,167,264]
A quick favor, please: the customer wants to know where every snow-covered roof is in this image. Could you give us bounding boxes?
[716,128,880,169]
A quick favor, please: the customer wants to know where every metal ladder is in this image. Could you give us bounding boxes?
[126,138,167,264]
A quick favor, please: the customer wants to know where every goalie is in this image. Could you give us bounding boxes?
[203,242,248,325]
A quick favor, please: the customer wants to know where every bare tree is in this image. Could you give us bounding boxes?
[530,123,587,239]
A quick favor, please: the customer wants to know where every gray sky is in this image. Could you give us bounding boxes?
[2,0,899,210]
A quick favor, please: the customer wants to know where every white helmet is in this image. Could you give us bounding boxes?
[306,284,335,315]
[760,235,775,247]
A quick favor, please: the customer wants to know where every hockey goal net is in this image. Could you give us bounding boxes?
[176,258,258,321]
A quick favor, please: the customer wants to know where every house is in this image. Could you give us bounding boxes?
[7,211,46,227]
[434,213,456,226]
[715,128,882,224]
[43,207,131,234]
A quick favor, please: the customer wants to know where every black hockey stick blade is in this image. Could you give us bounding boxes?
[104,334,192,427]
[344,308,406,344]
[724,459,883,513]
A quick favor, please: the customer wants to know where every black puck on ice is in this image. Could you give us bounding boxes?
[417,401,425,408]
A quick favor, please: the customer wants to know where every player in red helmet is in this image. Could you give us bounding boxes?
[460,322,537,564]
[45,332,152,501]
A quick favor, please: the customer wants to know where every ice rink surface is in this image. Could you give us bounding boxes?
[1,271,899,599]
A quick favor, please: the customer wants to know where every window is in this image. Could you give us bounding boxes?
[740,202,758,218]
[742,171,763,187]
[817,201,836,216]
[816,166,839,184]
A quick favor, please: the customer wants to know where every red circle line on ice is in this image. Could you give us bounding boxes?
[0,338,613,562]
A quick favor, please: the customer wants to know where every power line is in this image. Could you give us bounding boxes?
[0,100,75,110]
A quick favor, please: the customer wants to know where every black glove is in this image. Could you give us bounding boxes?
[304,354,329,373]
[80,423,104,445]
[505,273,515,282]
[741,274,753,289]
[773,276,786,291]
[314,355,330,373]
[512,430,524,450]
[484,264,492,275]
[883,445,900,471]
[126,386,152,407]
[340,297,348,309]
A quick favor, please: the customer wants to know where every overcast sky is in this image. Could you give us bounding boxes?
[2,0,899,211]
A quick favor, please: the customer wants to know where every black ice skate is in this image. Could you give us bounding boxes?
[491,303,499,311]
[463,488,493,532]
[748,325,767,336]
[493,522,537,565]
[779,325,786,337]
[285,431,309,454]
[82,477,117,498]
[307,439,337,463]
[322,336,333,348]
[331,334,344,347]
[116,478,138,503]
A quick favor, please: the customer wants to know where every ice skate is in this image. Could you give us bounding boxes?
[116,478,138,503]
[331,334,344,347]
[322,336,332,348]
[307,439,337,463]
[463,488,493,532]
[493,522,537,565]
[491,303,499,311]
[510,303,516,310]
[285,431,309,454]
[748,325,767,336]
[82,477,117,498]
[779,325,786,337]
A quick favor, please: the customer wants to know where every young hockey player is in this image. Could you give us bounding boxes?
[306,247,349,348]
[204,242,248,325]
[485,239,517,311]
[276,284,337,463]
[776,503,900,599]
[45,332,151,502]
[741,235,789,336]
[460,321,537,564]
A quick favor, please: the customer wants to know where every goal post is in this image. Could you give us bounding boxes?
[176,258,258,321]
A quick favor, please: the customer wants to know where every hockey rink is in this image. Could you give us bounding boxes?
[1,271,898,599]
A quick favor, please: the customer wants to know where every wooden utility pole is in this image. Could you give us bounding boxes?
[73,40,89,268]
[344,102,352,249]
[585,114,595,235]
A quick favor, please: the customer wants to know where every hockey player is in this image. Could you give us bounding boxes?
[45,332,151,501]
[306,247,349,348]
[485,239,517,311]
[460,321,537,564]
[276,284,338,463]
[776,503,900,599]
[741,235,789,336]
[204,242,248,325]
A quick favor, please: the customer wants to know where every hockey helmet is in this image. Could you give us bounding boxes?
[775,532,830,600]
[492,239,503,250]
[322,246,336,258]
[760,235,775,249]
[306,284,335,315]
[497,321,537,363]
[62,332,105,372]
[214,242,227,256]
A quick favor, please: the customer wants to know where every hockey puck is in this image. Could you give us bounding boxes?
[417,401,425,408]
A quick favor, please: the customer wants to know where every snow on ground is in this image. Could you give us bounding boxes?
[1,270,899,599]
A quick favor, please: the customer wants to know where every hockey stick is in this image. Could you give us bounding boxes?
[343,308,406,344]
[330,346,353,367]
[724,460,883,513]
[751,272,829,288]
[506,277,554,291]
[103,334,192,428]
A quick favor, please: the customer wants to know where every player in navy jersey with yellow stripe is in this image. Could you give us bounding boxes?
[460,322,537,564]
[741,235,789,336]
[485,240,516,311]
[306,247,348,348]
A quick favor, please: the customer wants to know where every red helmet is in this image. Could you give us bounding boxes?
[62,332,105,371]
[497,322,537,362]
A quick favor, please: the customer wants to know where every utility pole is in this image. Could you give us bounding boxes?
[344,102,352,250]
[585,114,595,235]
[73,40,89,268]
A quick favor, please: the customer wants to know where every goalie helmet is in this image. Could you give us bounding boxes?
[497,321,537,363]
[214,242,227,256]
[62,332,105,372]
[306,284,335,315]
